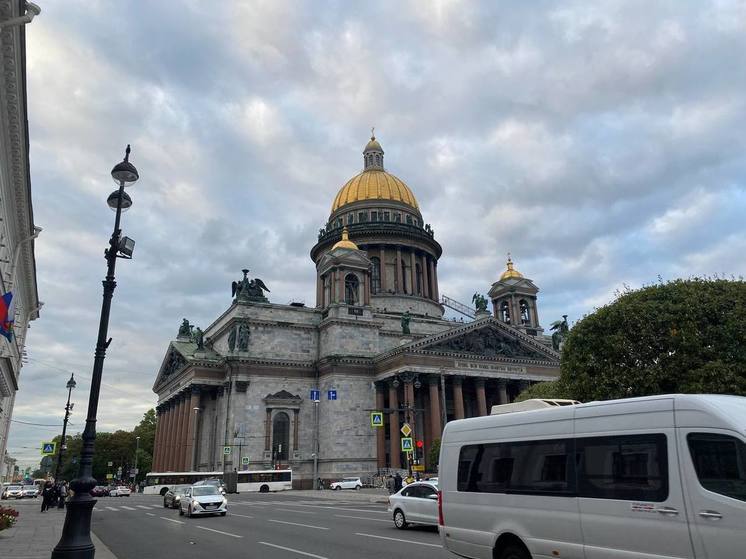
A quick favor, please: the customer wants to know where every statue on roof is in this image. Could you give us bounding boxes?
[177,318,192,340]
[232,268,270,303]
[472,293,488,313]
[194,327,204,351]
[401,311,411,335]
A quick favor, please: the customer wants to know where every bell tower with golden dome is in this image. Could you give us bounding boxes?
[488,255,544,337]
[311,134,443,317]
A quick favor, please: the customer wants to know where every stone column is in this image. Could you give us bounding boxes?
[379,247,387,293]
[428,376,442,438]
[452,377,465,420]
[185,386,201,471]
[497,379,508,405]
[293,409,300,452]
[421,254,430,299]
[409,250,417,296]
[175,394,188,471]
[475,378,488,416]
[163,399,177,471]
[363,273,370,306]
[395,247,402,293]
[430,259,439,301]
[388,381,400,469]
[152,407,163,471]
[264,409,272,452]
[519,379,530,394]
[336,270,343,303]
[316,275,323,308]
[375,384,386,469]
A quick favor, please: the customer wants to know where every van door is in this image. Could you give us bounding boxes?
[576,432,694,559]
[679,430,746,559]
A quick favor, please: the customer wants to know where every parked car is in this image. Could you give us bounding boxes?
[109,486,131,497]
[388,481,438,529]
[179,485,227,517]
[1,485,24,499]
[193,478,226,495]
[90,486,110,497]
[329,477,363,490]
[439,394,746,559]
[163,485,191,509]
[22,485,39,498]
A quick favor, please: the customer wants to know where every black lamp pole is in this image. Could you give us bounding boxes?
[52,146,138,559]
[53,373,76,482]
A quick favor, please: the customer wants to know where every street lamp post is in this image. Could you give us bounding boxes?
[133,436,140,488]
[52,146,139,559]
[54,374,76,482]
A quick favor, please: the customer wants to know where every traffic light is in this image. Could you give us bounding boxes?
[416,440,424,449]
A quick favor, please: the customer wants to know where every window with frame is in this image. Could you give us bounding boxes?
[383,211,390,221]
[394,213,402,223]
[370,257,381,294]
[358,211,368,222]
[406,214,413,225]
[576,434,668,502]
[688,433,746,502]
[371,211,379,222]
[344,273,359,305]
[347,214,354,225]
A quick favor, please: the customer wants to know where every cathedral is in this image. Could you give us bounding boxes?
[150,135,561,487]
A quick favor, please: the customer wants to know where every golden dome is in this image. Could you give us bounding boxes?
[500,256,524,280]
[332,227,359,250]
[332,170,419,212]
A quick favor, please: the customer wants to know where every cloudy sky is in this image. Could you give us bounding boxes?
[8,0,746,469]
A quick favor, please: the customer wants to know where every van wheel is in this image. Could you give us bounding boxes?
[393,509,408,529]
[499,544,531,559]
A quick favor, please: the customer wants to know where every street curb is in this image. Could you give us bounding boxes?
[92,531,118,559]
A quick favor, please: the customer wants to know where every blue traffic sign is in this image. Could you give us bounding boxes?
[327,390,337,400]
[310,389,320,402]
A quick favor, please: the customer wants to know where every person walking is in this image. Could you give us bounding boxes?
[40,481,54,512]
[386,475,395,494]
[394,472,403,493]
[57,482,67,509]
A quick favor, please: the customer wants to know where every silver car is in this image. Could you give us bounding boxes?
[388,481,438,529]
[179,485,227,517]
[1,485,24,499]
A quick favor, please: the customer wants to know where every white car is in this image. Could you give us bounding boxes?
[388,481,438,529]
[109,486,131,497]
[179,485,227,517]
[1,485,24,499]
[329,477,363,490]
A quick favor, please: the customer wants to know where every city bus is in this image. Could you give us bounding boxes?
[143,469,293,495]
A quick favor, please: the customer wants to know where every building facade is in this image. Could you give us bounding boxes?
[151,135,559,487]
[0,0,41,471]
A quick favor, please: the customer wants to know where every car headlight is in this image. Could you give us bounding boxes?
[175,496,180,502]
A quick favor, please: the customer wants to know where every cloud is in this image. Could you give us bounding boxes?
[8,0,746,468]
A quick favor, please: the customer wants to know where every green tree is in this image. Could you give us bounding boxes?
[515,380,572,402]
[560,278,746,401]
[427,438,441,469]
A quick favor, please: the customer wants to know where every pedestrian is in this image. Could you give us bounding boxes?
[317,477,324,490]
[57,482,67,509]
[40,481,54,512]
[394,472,402,493]
[386,475,395,494]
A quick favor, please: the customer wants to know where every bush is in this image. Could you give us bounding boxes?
[0,506,19,531]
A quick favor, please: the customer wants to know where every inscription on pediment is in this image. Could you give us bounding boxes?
[425,328,546,359]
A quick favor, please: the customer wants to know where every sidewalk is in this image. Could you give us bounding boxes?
[0,499,117,559]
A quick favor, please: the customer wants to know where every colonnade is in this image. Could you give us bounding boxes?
[375,375,530,470]
[152,385,200,472]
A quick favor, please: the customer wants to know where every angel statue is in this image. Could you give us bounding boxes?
[550,315,569,352]
[472,293,488,313]
[231,268,271,303]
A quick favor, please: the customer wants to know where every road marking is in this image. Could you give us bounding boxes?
[120,506,136,511]
[229,513,254,519]
[258,542,329,559]
[136,505,151,509]
[268,519,329,530]
[146,513,155,517]
[279,503,389,514]
[196,526,243,538]
[160,516,185,524]
[105,507,118,511]
[334,514,390,523]
[355,533,442,547]
[275,507,316,514]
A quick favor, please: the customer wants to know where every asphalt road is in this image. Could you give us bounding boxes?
[91,492,450,559]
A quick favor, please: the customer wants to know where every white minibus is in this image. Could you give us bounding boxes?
[438,394,746,559]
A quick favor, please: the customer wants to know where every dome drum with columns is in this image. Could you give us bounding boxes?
[149,134,559,488]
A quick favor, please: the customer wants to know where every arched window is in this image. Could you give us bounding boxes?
[272,412,290,462]
[415,263,423,296]
[371,257,381,294]
[401,259,408,294]
[500,301,511,324]
[375,154,381,165]
[520,299,531,325]
[345,273,359,305]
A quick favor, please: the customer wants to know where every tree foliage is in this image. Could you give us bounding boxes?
[515,380,572,402]
[428,438,441,469]
[560,278,746,401]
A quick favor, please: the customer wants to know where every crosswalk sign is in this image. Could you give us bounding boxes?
[370,412,383,428]
[41,442,56,455]
[401,437,413,452]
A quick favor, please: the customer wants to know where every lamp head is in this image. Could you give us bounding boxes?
[111,144,139,186]
[107,190,132,212]
[66,374,76,390]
